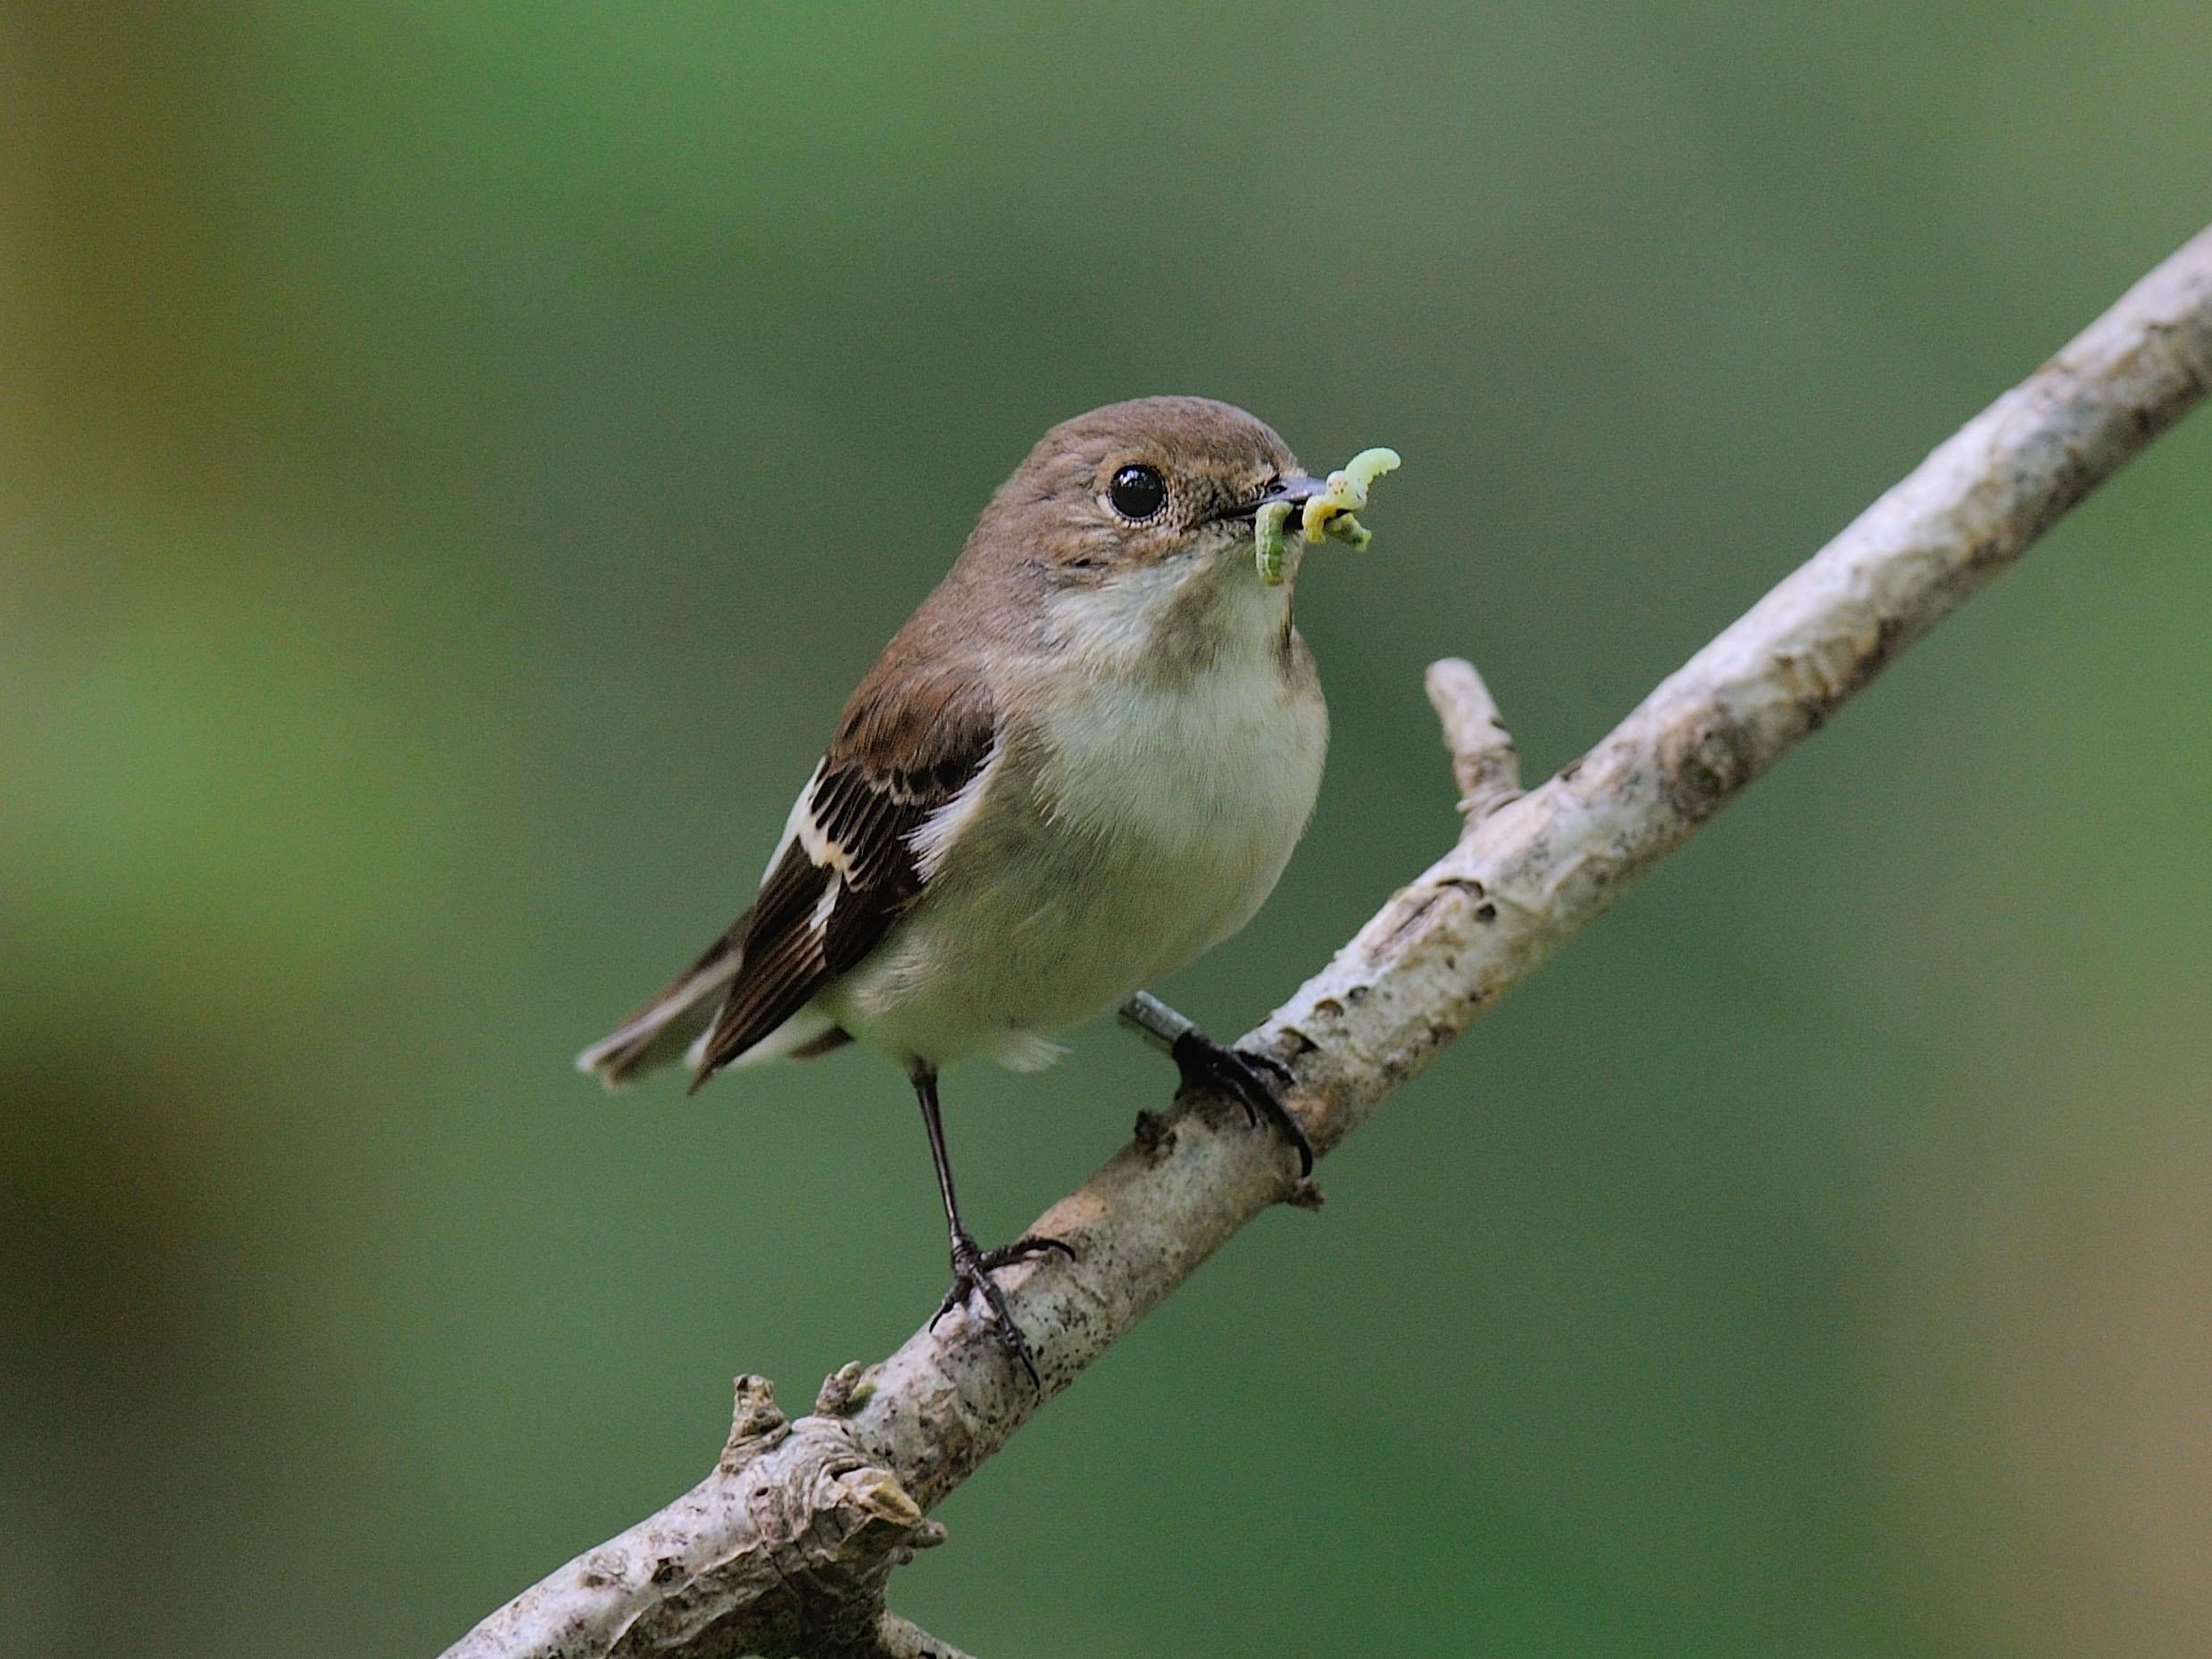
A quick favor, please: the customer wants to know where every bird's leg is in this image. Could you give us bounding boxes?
[1116,992,1315,1178]
[911,1066,1071,1389]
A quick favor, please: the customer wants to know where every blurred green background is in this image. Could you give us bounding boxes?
[5,4,2209,1655]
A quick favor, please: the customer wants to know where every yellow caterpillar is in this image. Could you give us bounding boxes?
[1256,446,1401,585]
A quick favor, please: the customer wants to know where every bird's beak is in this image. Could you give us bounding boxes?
[1212,475,1326,524]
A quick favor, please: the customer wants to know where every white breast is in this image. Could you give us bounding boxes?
[1035,639,1324,869]
[1035,549,1326,888]
[827,566,1318,1070]
[824,553,1328,1070]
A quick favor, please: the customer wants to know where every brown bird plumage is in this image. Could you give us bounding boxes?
[579,397,1339,1381]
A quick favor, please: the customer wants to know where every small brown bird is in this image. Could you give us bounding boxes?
[580,397,1339,1380]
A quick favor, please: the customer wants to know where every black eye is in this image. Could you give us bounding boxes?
[1107,463,1168,521]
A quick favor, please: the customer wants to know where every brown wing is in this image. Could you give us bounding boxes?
[689,665,998,1086]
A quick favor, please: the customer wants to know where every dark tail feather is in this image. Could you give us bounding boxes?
[576,928,744,1089]
[786,1027,852,1060]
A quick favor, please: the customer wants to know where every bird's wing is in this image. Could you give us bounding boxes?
[691,665,1000,1083]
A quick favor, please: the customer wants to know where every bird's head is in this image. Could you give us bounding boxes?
[973,396,1327,599]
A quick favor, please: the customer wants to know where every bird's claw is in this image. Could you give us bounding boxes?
[1168,1033,1315,1178]
[930,1232,1073,1389]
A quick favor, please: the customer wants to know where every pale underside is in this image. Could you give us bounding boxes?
[706,542,1328,1076]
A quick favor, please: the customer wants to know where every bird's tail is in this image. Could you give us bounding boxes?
[576,930,744,1089]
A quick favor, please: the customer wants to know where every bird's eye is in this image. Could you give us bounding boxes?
[1107,463,1168,521]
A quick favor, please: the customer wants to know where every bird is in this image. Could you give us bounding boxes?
[578,396,1340,1382]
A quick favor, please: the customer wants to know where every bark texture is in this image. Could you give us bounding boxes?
[442,225,2212,1659]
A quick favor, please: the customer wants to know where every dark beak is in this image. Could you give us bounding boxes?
[1212,475,1325,524]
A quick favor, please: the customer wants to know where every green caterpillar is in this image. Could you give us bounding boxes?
[1254,501,1294,585]
[1255,446,1400,585]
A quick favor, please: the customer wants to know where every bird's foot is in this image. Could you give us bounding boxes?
[1168,1032,1315,1178]
[931,1231,1075,1388]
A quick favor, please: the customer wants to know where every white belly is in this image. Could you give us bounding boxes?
[824,638,1326,1069]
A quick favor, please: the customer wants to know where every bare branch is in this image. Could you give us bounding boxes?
[440,224,2212,1659]
[1425,656,1522,823]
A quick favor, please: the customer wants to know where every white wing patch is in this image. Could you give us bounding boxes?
[809,874,843,933]
[906,735,1002,883]
[681,689,1001,1083]
[761,766,852,961]
[783,762,852,878]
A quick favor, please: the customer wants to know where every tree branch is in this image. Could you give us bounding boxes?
[1426,655,1522,824]
[440,224,2212,1659]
